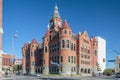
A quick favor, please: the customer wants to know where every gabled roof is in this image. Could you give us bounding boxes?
[81,31,90,40]
[62,20,71,29]
[31,38,38,44]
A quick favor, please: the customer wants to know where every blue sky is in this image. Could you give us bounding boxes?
[2,0,120,68]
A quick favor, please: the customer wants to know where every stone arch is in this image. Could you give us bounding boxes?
[81,68,83,73]
[84,68,87,73]
[88,69,91,73]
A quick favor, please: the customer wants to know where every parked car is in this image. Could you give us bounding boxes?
[31,73,41,77]
[36,74,41,77]
[116,73,120,78]
[16,72,22,75]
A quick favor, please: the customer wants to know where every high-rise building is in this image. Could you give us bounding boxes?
[22,5,98,76]
[95,36,106,73]
[0,0,3,77]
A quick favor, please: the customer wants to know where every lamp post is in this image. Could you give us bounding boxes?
[12,35,18,54]
[11,35,18,75]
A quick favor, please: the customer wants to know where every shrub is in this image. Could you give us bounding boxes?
[103,69,113,76]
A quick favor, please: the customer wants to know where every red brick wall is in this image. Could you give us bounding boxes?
[2,54,14,66]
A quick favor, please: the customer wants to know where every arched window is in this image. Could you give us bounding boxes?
[94,50,97,56]
[57,42,59,51]
[45,46,47,53]
[31,51,32,56]
[84,69,87,73]
[62,40,65,48]
[74,56,76,63]
[74,67,76,71]
[57,56,59,63]
[74,44,76,51]
[88,69,91,73]
[71,56,73,63]
[32,45,34,47]
[71,43,73,50]
[64,30,67,34]
[66,40,69,48]
[81,68,83,73]
[61,56,63,62]
[68,56,70,62]
[55,57,56,62]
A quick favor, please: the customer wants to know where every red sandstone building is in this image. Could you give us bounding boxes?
[2,54,15,72]
[22,5,98,76]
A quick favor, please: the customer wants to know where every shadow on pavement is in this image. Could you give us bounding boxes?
[37,77,80,80]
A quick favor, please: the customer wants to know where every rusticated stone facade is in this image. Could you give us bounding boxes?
[22,5,98,76]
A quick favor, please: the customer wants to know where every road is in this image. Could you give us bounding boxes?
[1,75,120,80]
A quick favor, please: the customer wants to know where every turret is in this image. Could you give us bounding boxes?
[43,27,50,74]
[22,43,27,74]
[30,39,38,74]
[59,20,72,50]
[59,20,72,38]
[91,36,98,75]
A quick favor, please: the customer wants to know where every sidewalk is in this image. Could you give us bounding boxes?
[1,74,14,80]
[1,77,13,80]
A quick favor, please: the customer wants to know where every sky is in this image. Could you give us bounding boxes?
[2,0,120,68]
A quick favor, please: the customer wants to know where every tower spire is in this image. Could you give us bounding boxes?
[52,5,61,19]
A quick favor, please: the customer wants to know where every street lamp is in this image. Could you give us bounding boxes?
[12,34,18,54]
[11,35,18,74]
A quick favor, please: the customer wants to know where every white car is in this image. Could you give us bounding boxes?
[36,74,40,77]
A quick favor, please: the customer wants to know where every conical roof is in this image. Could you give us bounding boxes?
[52,5,61,19]
[45,30,50,37]
[31,38,38,44]
[62,20,70,29]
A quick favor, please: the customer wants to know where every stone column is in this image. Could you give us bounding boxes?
[30,66,35,74]
[43,66,49,75]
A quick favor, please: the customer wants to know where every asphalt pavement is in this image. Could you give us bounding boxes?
[1,74,120,80]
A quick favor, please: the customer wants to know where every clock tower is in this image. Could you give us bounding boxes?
[50,5,62,31]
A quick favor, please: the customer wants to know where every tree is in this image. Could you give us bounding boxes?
[103,69,113,76]
[12,65,22,73]
[13,65,18,73]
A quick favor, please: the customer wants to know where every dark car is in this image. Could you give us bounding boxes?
[16,72,22,75]
[116,72,120,78]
